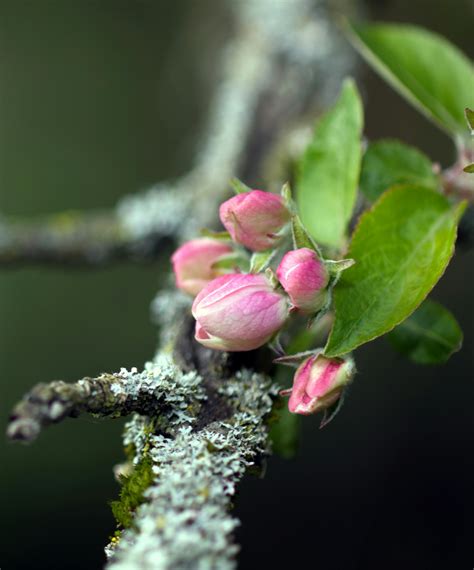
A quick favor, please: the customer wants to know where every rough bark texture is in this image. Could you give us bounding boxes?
[5,0,356,567]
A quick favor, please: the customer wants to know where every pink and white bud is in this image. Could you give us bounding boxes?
[192,273,289,351]
[287,354,354,415]
[171,238,233,296]
[276,248,329,313]
[219,190,290,251]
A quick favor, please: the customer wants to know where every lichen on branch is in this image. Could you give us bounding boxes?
[106,370,278,569]
[7,358,205,443]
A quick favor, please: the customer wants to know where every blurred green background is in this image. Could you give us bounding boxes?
[0,1,472,569]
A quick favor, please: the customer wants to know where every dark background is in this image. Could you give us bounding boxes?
[0,1,472,569]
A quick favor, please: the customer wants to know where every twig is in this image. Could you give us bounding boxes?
[6,367,182,443]
[0,211,172,267]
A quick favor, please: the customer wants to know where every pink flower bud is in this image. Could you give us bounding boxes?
[171,238,233,296]
[219,190,290,251]
[276,248,329,313]
[287,354,354,415]
[192,273,289,351]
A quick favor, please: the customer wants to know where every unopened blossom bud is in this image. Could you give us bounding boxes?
[287,354,354,415]
[171,238,233,296]
[219,190,290,251]
[192,273,289,351]
[276,248,329,313]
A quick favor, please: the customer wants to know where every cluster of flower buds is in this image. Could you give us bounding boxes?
[171,184,355,418]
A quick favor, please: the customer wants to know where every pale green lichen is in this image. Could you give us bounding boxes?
[106,370,278,570]
[113,356,207,438]
[108,355,208,535]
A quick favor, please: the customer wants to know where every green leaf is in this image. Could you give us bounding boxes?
[325,186,466,357]
[464,163,474,174]
[388,299,463,364]
[466,108,474,134]
[347,22,474,138]
[296,78,363,248]
[360,140,438,202]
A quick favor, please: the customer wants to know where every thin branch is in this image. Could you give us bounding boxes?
[0,211,173,267]
[6,359,207,443]
[6,374,148,443]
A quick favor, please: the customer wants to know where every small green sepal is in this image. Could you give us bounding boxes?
[200,228,232,240]
[265,267,281,289]
[268,334,285,357]
[250,249,277,273]
[274,348,323,367]
[291,214,322,254]
[280,182,296,213]
[325,258,356,275]
[211,251,250,272]
[229,177,252,194]
[319,389,346,429]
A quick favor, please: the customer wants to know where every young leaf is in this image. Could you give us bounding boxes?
[466,108,474,135]
[388,299,463,364]
[296,78,363,249]
[464,164,474,174]
[360,139,438,202]
[325,186,466,357]
[347,22,474,138]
